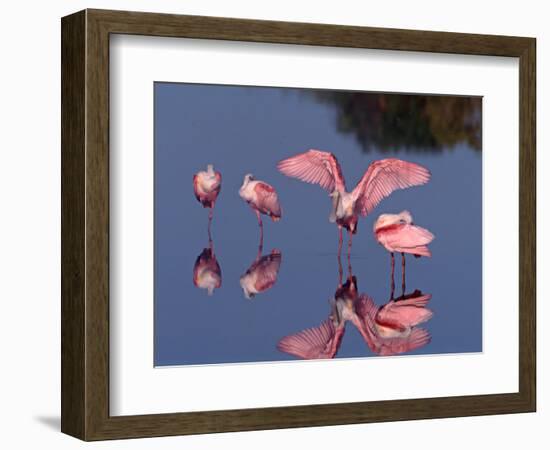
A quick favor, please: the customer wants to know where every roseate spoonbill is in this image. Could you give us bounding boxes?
[372,290,433,336]
[193,164,221,238]
[277,150,430,256]
[374,211,434,296]
[329,275,366,335]
[276,276,359,360]
[239,174,282,245]
[192,242,222,296]
[354,291,432,356]
[239,249,282,299]
[277,250,433,360]
[277,271,426,360]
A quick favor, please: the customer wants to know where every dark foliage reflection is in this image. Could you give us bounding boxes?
[308,91,481,153]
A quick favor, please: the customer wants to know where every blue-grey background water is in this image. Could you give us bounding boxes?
[154,82,482,366]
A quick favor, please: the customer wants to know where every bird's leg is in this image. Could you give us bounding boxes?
[207,205,214,242]
[256,240,263,261]
[390,252,396,299]
[208,208,214,252]
[347,231,353,272]
[255,209,263,227]
[209,203,214,221]
[337,226,343,259]
[255,210,264,256]
[337,249,343,287]
[401,252,406,296]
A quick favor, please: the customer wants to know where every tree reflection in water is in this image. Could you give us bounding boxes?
[308,91,481,153]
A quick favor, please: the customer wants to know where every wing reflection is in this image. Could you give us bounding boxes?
[276,275,358,359]
[277,258,432,359]
[192,239,222,296]
[355,290,432,356]
[240,241,282,299]
[276,319,345,359]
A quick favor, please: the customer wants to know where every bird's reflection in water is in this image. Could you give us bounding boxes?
[239,237,282,299]
[277,256,432,359]
[356,290,432,356]
[192,239,222,296]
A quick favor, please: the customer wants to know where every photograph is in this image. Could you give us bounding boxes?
[153,82,482,367]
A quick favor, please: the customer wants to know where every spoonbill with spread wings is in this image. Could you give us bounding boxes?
[277,150,430,255]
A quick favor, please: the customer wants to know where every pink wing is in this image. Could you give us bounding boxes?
[376,328,431,356]
[277,149,346,193]
[250,251,282,292]
[353,295,431,355]
[254,182,282,218]
[377,296,433,329]
[352,295,381,352]
[354,294,379,322]
[192,174,201,200]
[352,159,431,216]
[379,224,434,255]
[277,320,345,359]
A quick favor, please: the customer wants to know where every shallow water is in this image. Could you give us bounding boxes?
[154,83,482,366]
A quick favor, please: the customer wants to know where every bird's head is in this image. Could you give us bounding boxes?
[374,211,413,232]
[374,213,397,231]
[206,164,215,174]
[242,174,255,187]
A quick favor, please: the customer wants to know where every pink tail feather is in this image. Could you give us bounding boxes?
[396,306,433,328]
[407,328,432,350]
[410,245,431,257]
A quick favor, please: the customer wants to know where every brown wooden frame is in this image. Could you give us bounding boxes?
[61,8,536,441]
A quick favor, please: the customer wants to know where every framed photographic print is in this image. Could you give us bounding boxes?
[61,9,536,441]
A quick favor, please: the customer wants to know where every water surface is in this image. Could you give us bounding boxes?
[154,83,482,366]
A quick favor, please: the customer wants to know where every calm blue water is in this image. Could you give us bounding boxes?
[154,82,482,366]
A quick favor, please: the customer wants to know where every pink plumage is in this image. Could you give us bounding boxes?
[353,293,433,356]
[351,159,431,216]
[277,149,346,193]
[239,174,282,223]
[277,278,433,359]
[374,211,434,257]
[277,149,430,254]
[375,293,434,331]
[277,320,345,360]
[252,183,282,220]
[193,164,221,239]
[239,249,282,299]
[375,328,432,356]
[276,275,357,360]
[192,247,222,296]
[193,164,221,209]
